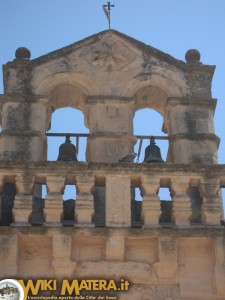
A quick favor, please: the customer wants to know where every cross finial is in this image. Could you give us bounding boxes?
[103,2,115,29]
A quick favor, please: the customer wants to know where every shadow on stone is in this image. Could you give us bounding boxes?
[0,183,16,225]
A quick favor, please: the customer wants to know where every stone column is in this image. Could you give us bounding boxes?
[171,177,192,227]
[200,177,222,225]
[12,173,34,226]
[75,175,95,227]
[106,176,131,227]
[44,175,65,226]
[140,176,161,227]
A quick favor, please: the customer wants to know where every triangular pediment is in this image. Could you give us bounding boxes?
[4,29,213,100]
[31,29,186,70]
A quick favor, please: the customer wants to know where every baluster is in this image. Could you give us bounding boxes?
[200,177,222,225]
[44,176,65,226]
[12,173,34,226]
[75,175,95,227]
[171,177,192,227]
[140,176,161,227]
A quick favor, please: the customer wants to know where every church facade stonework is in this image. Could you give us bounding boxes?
[0,30,225,299]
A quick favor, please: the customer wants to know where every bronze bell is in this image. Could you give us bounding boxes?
[144,137,164,163]
[57,136,78,161]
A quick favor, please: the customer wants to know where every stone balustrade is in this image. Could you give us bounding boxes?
[0,161,224,228]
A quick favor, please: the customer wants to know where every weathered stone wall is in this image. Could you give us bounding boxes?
[0,30,218,164]
[0,227,225,299]
[0,30,224,300]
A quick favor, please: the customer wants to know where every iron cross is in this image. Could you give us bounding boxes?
[103,2,115,29]
[104,1,115,11]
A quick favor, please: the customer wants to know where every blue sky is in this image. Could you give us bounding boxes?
[1,0,225,201]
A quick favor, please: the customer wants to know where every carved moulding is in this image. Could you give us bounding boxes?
[85,38,136,71]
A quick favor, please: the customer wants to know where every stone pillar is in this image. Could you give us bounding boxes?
[1,48,48,162]
[44,176,65,226]
[153,236,178,284]
[106,176,131,227]
[85,97,135,229]
[86,97,136,163]
[106,232,125,261]
[171,177,192,227]
[0,97,46,161]
[51,234,76,278]
[75,175,95,227]
[165,98,219,164]
[200,177,222,225]
[214,237,225,296]
[12,173,34,226]
[140,176,161,227]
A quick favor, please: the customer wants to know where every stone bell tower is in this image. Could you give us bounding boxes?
[0,30,225,300]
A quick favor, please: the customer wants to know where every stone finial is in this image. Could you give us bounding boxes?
[15,47,31,60]
[185,49,201,64]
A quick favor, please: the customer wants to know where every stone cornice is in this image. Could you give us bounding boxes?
[0,225,224,236]
[170,133,220,146]
[0,94,48,104]
[0,130,46,138]
[86,96,135,105]
[185,63,216,74]
[167,97,217,109]
[0,160,225,178]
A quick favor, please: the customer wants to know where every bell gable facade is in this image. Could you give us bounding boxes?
[0,30,224,300]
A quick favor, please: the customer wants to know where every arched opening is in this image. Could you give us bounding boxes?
[133,84,169,163]
[134,108,168,163]
[47,107,89,161]
[45,107,89,221]
[46,83,89,161]
[133,108,169,204]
